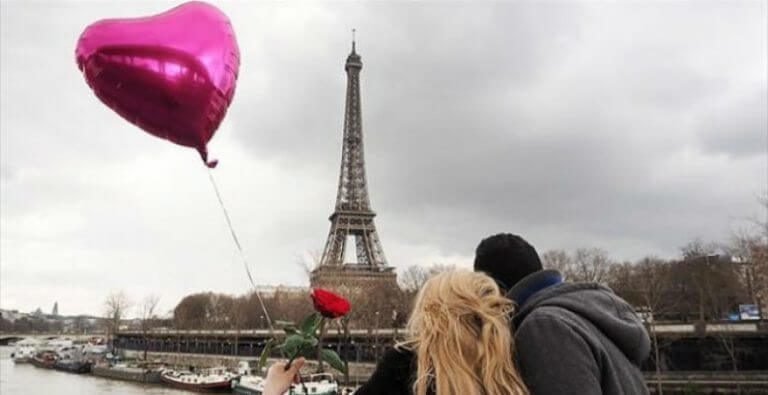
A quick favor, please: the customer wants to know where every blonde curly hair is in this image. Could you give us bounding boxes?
[399,270,529,395]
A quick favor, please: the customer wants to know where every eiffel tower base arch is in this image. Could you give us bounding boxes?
[310,265,397,293]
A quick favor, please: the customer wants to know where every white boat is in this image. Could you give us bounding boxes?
[56,345,80,360]
[231,360,264,395]
[233,372,339,395]
[161,366,238,392]
[10,338,40,363]
[232,375,266,395]
[38,337,74,355]
[82,343,108,361]
[293,373,339,395]
[83,343,108,355]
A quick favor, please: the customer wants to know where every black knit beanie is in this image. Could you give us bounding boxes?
[473,233,543,292]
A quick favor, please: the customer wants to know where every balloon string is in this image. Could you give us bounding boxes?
[207,168,275,335]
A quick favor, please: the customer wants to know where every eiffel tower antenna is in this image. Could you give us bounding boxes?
[311,39,396,290]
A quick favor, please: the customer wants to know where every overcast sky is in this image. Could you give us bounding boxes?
[1,1,766,317]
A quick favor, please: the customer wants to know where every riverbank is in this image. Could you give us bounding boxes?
[4,344,767,394]
[125,350,768,393]
[0,346,191,395]
[124,350,378,385]
[91,365,162,384]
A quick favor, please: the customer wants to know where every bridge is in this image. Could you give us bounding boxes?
[115,327,403,364]
[113,321,768,370]
[0,333,100,346]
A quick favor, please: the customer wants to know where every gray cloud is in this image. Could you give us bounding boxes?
[696,88,768,157]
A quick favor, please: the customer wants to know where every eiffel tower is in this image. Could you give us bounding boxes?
[310,37,397,290]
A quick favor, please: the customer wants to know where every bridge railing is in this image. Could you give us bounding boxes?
[116,321,766,337]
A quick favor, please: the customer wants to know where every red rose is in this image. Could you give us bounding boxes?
[311,289,350,318]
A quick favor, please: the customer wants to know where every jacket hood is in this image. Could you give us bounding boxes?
[508,271,651,364]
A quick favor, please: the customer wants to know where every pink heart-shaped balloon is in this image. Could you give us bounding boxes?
[76,1,240,168]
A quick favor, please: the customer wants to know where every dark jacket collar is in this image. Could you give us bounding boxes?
[505,269,563,307]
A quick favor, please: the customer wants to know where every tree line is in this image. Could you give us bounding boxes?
[125,197,768,332]
[0,316,64,333]
[544,235,766,322]
[172,285,408,331]
[167,236,765,331]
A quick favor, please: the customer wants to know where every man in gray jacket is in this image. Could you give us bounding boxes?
[475,233,651,395]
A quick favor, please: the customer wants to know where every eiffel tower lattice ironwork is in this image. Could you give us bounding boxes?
[312,39,395,288]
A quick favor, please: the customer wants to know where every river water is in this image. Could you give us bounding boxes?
[0,346,196,395]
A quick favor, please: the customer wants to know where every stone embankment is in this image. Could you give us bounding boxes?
[122,350,768,393]
[91,365,162,384]
[122,350,377,383]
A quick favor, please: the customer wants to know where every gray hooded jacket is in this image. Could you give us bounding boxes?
[508,270,651,395]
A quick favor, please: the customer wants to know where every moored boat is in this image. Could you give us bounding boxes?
[290,373,339,395]
[10,338,39,363]
[161,366,237,392]
[233,372,339,395]
[44,337,74,352]
[53,358,92,374]
[91,362,163,384]
[231,375,265,395]
[29,351,57,369]
[231,360,264,395]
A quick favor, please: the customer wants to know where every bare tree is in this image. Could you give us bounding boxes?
[726,228,768,319]
[137,295,160,360]
[225,296,250,356]
[677,244,750,378]
[680,238,718,260]
[605,261,634,302]
[543,248,613,283]
[722,194,768,320]
[104,291,132,350]
[399,264,456,300]
[726,231,761,311]
[698,262,747,388]
[634,257,677,395]
[173,293,211,329]
[208,293,235,329]
[569,248,612,283]
[751,242,768,317]
[678,244,746,322]
[399,265,431,294]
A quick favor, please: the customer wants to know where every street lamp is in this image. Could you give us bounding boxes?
[374,311,380,361]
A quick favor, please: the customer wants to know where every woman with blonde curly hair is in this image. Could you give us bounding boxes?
[263,270,528,395]
[395,270,529,395]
